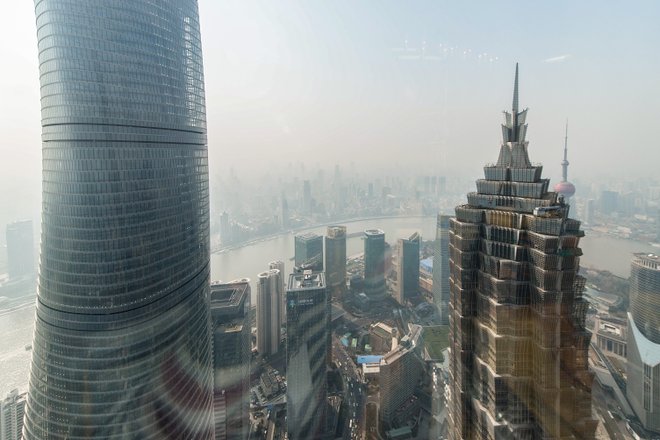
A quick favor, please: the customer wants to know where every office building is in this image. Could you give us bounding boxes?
[364,229,386,300]
[286,271,328,440]
[257,269,282,356]
[1,390,26,440]
[210,280,251,440]
[5,220,34,280]
[24,1,214,438]
[325,225,347,300]
[448,65,595,439]
[379,325,424,426]
[295,232,323,271]
[395,232,420,304]
[432,215,451,324]
[269,260,286,326]
[584,199,595,225]
[303,180,312,214]
[627,253,660,434]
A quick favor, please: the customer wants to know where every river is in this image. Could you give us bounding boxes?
[1,215,656,396]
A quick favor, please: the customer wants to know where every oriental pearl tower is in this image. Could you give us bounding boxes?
[554,122,576,203]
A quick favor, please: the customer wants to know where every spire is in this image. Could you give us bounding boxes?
[561,119,569,181]
[512,62,519,114]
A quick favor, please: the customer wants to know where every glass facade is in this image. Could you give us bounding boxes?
[364,229,386,299]
[286,272,328,440]
[24,1,213,438]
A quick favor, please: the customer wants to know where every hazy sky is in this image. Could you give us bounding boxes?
[1,0,659,230]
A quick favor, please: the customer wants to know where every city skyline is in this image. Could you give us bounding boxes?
[2,1,660,234]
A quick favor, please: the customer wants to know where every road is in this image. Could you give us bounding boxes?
[333,336,367,440]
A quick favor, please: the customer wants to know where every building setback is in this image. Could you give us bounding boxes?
[286,271,328,440]
[1,390,26,440]
[396,232,420,304]
[448,65,596,439]
[210,280,251,440]
[627,253,660,434]
[257,269,282,356]
[24,1,214,438]
[432,215,451,324]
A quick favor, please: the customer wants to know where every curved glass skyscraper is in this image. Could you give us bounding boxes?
[24,1,213,438]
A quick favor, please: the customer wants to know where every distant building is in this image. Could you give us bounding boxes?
[5,220,34,280]
[379,325,424,426]
[395,232,420,304]
[553,122,576,204]
[295,233,323,272]
[364,229,386,300]
[220,211,232,245]
[584,199,596,225]
[600,190,618,213]
[210,280,251,440]
[286,271,328,440]
[325,225,347,300]
[303,180,312,214]
[257,269,282,356]
[281,195,289,229]
[432,215,451,324]
[269,260,286,326]
[627,253,660,434]
[1,389,26,440]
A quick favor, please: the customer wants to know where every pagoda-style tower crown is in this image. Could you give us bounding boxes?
[497,63,532,168]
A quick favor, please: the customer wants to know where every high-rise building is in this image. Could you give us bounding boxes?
[627,253,660,434]
[584,199,596,225]
[364,229,386,300]
[257,269,282,356]
[281,195,289,230]
[295,232,323,272]
[221,211,232,245]
[269,260,286,326]
[379,325,424,426]
[24,1,214,438]
[210,280,251,440]
[286,271,328,440]
[325,225,347,300]
[395,232,420,304]
[5,220,34,280]
[1,390,26,440]
[303,180,312,214]
[432,215,451,324]
[448,65,596,439]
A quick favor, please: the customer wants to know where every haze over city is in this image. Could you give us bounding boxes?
[1,1,660,234]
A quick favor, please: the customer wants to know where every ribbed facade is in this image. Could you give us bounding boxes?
[286,272,328,440]
[396,233,420,304]
[433,215,451,324]
[364,229,386,299]
[257,269,282,356]
[626,254,660,433]
[25,1,213,438]
[448,65,596,440]
[325,225,347,300]
[210,281,251,440]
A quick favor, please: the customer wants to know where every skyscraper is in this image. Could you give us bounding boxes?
[1,390,26,440]
[24,1,213,438]
[210,280,251,440]
[325,225,347,300]
[294,232,323,271]
[627,253,660,434]
[395,232,420,304]
[364,229,386,300]
[269,260,287,325]
[5,220,34,280]
[432,215,451,324]
[257,269,282,356]
[448,65,595,439]
[286,271,328,440]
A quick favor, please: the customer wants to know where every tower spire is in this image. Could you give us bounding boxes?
[562,120,569,181]
[512,62,519,114]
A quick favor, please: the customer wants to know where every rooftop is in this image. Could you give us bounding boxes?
[288,270,325,290]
